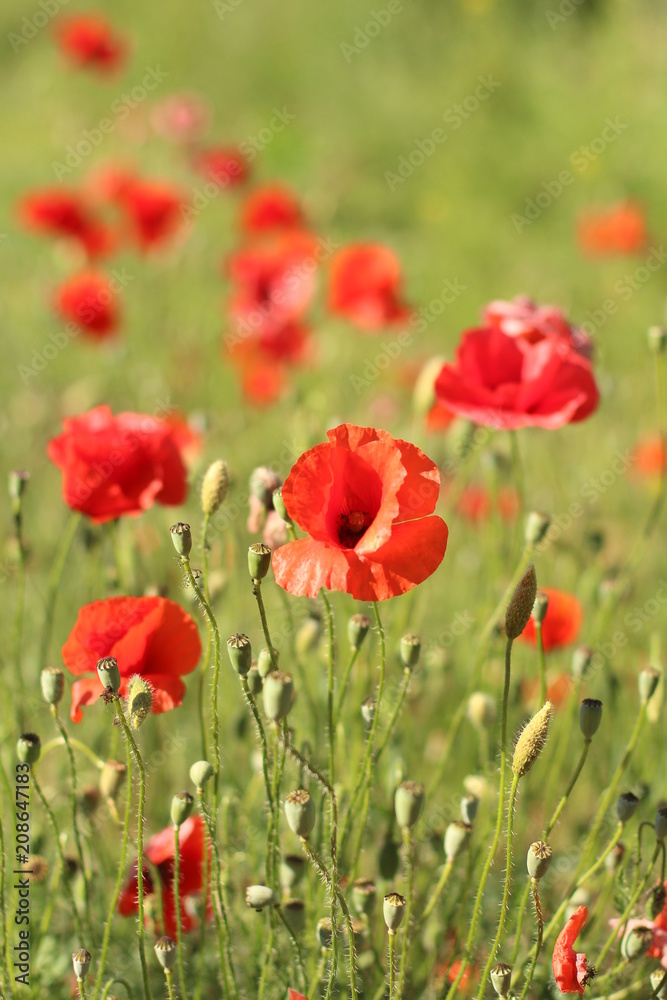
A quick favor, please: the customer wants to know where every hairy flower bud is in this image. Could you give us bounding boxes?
[245,885,276,911]
[100,759,126,801]
[467,692,496,730]
[505,564,537,640]
[127,675,152,729]
[348,613,371,651]
[272,487,292,525]
[524,511,550,546]
[532,591,549,626]
[512,702,552,777]
[639,666,660,704]
[201,459,229,516]
[189,760,214,791]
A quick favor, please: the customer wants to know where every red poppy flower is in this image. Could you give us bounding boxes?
[62,595,201,723]
[118,179,185,252]
[238,355,289,406]
[520,671,573,709]
[446,959,473,989]
[288,992,307,1000]
[18,189,115,258]
[55,15,127,74]
[519,588,583,651]
[455,485,519,524]
[54,271,119,339]
[240,184,303,234]
[483,296,592,359]
[47,405,188,523]
[426,401,457,432]
[328,244,412,331]
[553,905,595,993]
[577,202,647,256]
[632,436,667,476]
[163,412,204,465]
[119,815,208,937]
[192,147,248,188]
[272,424,448,601]
[435,327,599,430]
[150,92,211,143]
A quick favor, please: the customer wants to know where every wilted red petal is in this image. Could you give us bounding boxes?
[553,905,592,994]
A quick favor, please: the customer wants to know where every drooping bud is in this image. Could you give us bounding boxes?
[154,936,177,971]
[272,487,292,525]
[394,781,425,830]
[284,789,316,839]
[99,760,126,801]
[352,877,376,918]
[532,591,549,627]
[282,898,306,934]
[201,459,229,516]
[655,807,667,842]
[524,511,550,547]
[171,791,194,827]
[190,760,214,791]
[248,542,272,581]
[361,696,376,730]
[467,692,496,730]
[280,854,306,891]
[227,634,252,677]
[383,892,406,933]
[258,646,278,679]
[96,656,121,694]
[317,917,333,949]
[262,671,294,722]
[505,564,538,640]
[579,698,603,740]
[127,676,152,729]
[461,794,478,825]
[571,645,593,680]
[245,885,276,911]
[490,962,512,997]
[512,702,552,777]
[527,841,552,880]
[399,634,421,669]
[348,614,371,651]
[169,522,192,559]
[72,948,91,981]
[41,667,65,706]
[616,792,639,824]
[444,821,471,862]
[639,666,660,704]
[622,924,654,960]
[17,733,41,766]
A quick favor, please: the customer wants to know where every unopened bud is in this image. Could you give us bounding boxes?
[532,591,549,626]
[169,522,192,559]
[505,565,538,640]
[127,675,152,729]
[247,664,263,696]
[399,634,421,669]
[317,917,333,949]
[171,791,194,827]
[444,821,471,861]
[190,760,214,791]
[571,645,593,680]
[201,460,229,516]
[272,487,292,525]
[622,924,653,960]
[41,667,65,706]
[284,788,316,839]
[512,702,552,777]
[352,877,376,917]
[527,841,552,880]
[96,656,121,694]
[295,616,321,655]
[394,781,425,830]
[616,792,639,824]
[100,760,126,801]
[9,469,29,511]
[17,733,41,765]
[524,511,550,547]
[579,698,603,740]
[248,542,272,580]
[467,692,496,730]
[154,936,177,971]
[227,634,252,677]
[361,696,376,729]
[72,948,91,981]
[258,646,278,678]
[383,892,406,933]
[245,885,276,911]
[639,666,660,704]
[461,794,478,825]
[490,962,512,997]
[262,671,294,722]
[348,614,371,650]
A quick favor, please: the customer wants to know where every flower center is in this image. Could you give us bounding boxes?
[337,509,373,549]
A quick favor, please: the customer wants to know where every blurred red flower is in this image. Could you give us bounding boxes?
[483,296,592,359]
[577,202,647,256]
[240,183,303,233]
[150,92,211,143]
[118,179,185,252]
[632,435,666,476]
[520,671,573,709]
[553,905,595,993]
[455,485,519,524]
[18,189,115,258]
[54,271,118,339]
[426,401,457,432]
[119,815,208,937]
[272,424,448,601]
[435,327,599,430]
[288,992,307,1000]
[62,595,201,723]
[47,404,188,522]
[55,14,127,74]
[192,147,248,189]
[519,588,583,651]
[328,244,412,330]
[446,959,473,989]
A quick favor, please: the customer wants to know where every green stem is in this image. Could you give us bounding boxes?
[397,827,415,997]
[78,979,88,999]
[39,511,81,669]
[173,826,188,1000]
[419,858,454,928]
[164,970,177,1000]
[595,843,660,968]
[375,668,412,763]
[543,739,591,840]
[197,792,237,999]
[300,839,357,999]
[536,622,546,707]
[257,912,274,1000]
[0,816,13,1000]
[516,878,543,1000]
[101,979,134,999]
[240,677,274,884]
[388,932,397,999]
[197,512,212,762]
[334,647,360,728]
[276,906,309,993]
[11,507,27,728]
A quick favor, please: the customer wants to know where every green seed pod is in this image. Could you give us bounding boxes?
[639,666,660,704]
[282,898,305,934]
[361,696,376,729]
[284,788,316,839]
[378,833,401,880]
[616,792,639,824]
[505,564,537,640]
[383,892,406,933]
[127,676,152,729]
[96,656,121,694]
[444,821,471,862]
[272,487,292,525]
[169,522,192,559]
[41,667,65,706]
[258,646,278,679]
[579,698,603,740]
[72,948,91,981]
[655,807,667,842]
[399,634,421,669]
[17,733,41,766]
[189,760,214,791]
[352,877,376,918]
[171,791,194,827]
[348,614,371,651]
[247,664,263,696]
[527,841,552,880]
[571,645,593,680]
[460,795,478,825]
[647,884,667,920]
[99,760,127,801]
[245,884,276,911]
[490,962,512,997]
[524,511,550,546]
[262,671,294,722]
[532,591,549,626]
[467,692,496,730]
[248,542,272,581]
[394,781,425,830]
[227,633,252,677]
[280,854,306,892]
[201,459,229,516]
[317,917,333,950]
[154,936,177,971]
[622,924,653,960]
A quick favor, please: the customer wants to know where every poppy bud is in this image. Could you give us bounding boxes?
[317,917,333,950]
[444,821,472,862]
[361,696,376,730]
[190,760,214,791]
[639,666,660,704]
[505,564,537,640]
[399,634,421,669]
[352,877,376,918]
[17,733,41,765]
[379,833,400,879]
[467,692,496,730]
[227,633,252,677]
[646,884,667,920]
[616,792,639,824]
[9,469,29,512]
[41,667,65,706]
[622,924,653,960]
[524,511,550,546]
[490,962,512,997]
[127,676,152,729]
[248,542,272,581]
[258,646,278,678]
[571,645,593,680]
[656,807,667,842]
[282,898,306,934]
[383,892,406,934]
[171,791,194,827]
[527,841,552,880]
[247,664,263,696]
[99,759,126,801]
[280,854,306,892]
[272,487,292,525]
[648,325,667,354]
[284,788,316,839]
[154,936,177,971]
[72,948,91,981]
[460,794,478,825]
[512,702,552,777]
[651,969,667,999]
[295,615,321,655]
[532,591,549,626]
[169,521,192,559]
[97,656,121,694]
[579,698,603,740]
[348,614,371,650]
[262,671,294,722]
[605,842,624,872]
[245,885,276,911]
[394,781,425,830]
[201,459,229,516]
